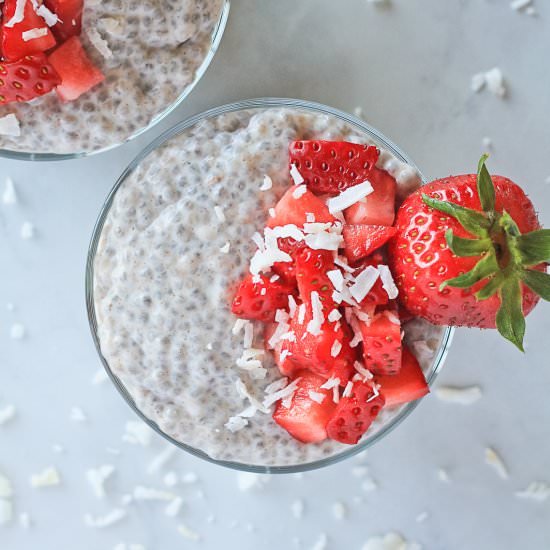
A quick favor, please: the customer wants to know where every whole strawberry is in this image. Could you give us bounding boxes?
[388,155,549,350]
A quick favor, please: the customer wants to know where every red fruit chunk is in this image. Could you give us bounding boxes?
[48,37,104,101]
[344,167,397,226]
[273,371,337,443]
[231,274,296,322]
[359,310,402,375]
[279,310,356,382]
[289,140,380,196]
[326,380,385,444]
[376,347,429,407]
[44,0,83,41]
[2,0,56,61]
[295,248,336,304]
[343,224,398,263]
[272,236,306,284]
[0,54,61,104]
[354,255,390,308]
[267,186,336,229]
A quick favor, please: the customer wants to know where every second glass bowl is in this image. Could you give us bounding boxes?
[86,98,454,473]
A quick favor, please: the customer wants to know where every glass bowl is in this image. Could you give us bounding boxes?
[85,98,454,473]
[0,0,230,161]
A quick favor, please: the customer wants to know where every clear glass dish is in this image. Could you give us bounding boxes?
[85,98,455,474]
[0,0,230,161]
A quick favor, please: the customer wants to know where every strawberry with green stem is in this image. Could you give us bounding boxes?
[389,155,549,350]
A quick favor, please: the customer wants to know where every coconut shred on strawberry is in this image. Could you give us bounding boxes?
[230,140,432,446]
[0,0,104,109]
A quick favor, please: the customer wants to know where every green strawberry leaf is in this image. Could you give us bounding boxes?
[499,210,521,237]
[422,194,491,237]
[475,274,504,300]
[477,154,496,214]
[522,269,550,301]
[441,251,499,290]
[496,278,526,352]
[445,229,492,257]
[516,229,550,265]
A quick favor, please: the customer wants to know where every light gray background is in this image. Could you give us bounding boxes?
[1,1,549,549]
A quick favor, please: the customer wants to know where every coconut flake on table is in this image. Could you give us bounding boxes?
[510,0,534,12]
[86,465,115,498]
[91,368,108,385]
[310,533,328,550]
[291,498,305,519]
[515,481,550,502]
[147,445,177,474]
[52,444,65,453]
[0,405,16,426]
[133,486,176,501]
[362,532,422,550]
[415,511,429,523]
[350,265,380,302]
[471,68,507,98]
[84,508,127,528]
[290,163,305,185]
[20,221,35,239]
[437,468,451,483]
[122,421,153,446]
[22,27,48,41]
[30,467,61,488]
[482,136,493,150]
[484,447,509,480]
[160,495,183,518]
[2,177,17,204]
[327,181,374,214]
[362,477,378,492]
[0,114,21,137]
[70,406,87,422]
[237,471,269,492]
[10,322,26,340]
[0,474,13,498]
[435,385,482,405]
[177,524,201,541]
[0,499,13,526]
[19,512,31,528]
[332,501,347,520]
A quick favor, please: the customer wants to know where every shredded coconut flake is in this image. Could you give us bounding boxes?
[260,175,273,191]
[311,533,328,550]
[0,405,16,426]
[263,377,302,408]
[0,499,13,526]
[122,421,153,446]
[19,512,31,528]
[214,205,225,222]
[332,501,347,520]
[308,391,326,404]
[435,385,482,405]
[293,184,307,199]
[350,266,380,302]
[362,532,421,550]
[437,468,450,483]
[484,447,509,480]
[330,340,342,358]
[334,256,356,273]
[269,207,276,218]
[84,508,127,528]
[22,27,48,41]
[5,0,26,28]
[133,486,176,502]
[147,445,176,474]
[416,512,429,523]
[0,475,13,498]
[36,4,59,26]
[327,269,345,291]
[30,467,61,488]
[2,177,17,204]
[378,265,398,299]
[0,114,21,137]
[219,241,230,253]
[342,381,354,398]
[164,496,183,517]
[21,221,35,239]
[510,0,532,12]
[265,378,289,394]
[485,67,506,98]
[290,163,305,185]
[92,369,108,385]
[70,406,87,422]
[85,27,113,58]
[515,481,550,502]
[327,181,374,213]
[87,465,115,498]
[163,471,178,487]
[237,471,269,492]
[327,309,342,322]
[307,291,324,335]
[291,498,304,519]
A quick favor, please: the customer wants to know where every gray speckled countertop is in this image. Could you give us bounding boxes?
[1,1,549,549]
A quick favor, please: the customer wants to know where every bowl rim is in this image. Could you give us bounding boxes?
[0,0,231,162]
[85,97,455,474]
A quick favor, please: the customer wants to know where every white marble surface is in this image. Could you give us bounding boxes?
[1,1,549,549]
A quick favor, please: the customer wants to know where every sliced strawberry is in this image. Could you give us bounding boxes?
[279,310,356,382]
[272,236,306,284]
[295,248,337,305]
[48,37,104,101]
[266,186,336,229]
[376,347,429,407]
[359,309,402,375]
[0,54,61,104]
[289,140,380,196]
[2,0,57,61]
[326,380,385,444]
[44,0,83,42]
[344,167,397,226]
[231,274,296,322]
[343,225,398,263]
[273,371,337,443]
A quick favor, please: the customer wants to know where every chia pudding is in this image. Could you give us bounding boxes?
[0,0,226,156]
[92,105,446,467]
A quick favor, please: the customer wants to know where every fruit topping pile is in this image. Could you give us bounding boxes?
[231,141,430,445]
[0,0,104,105]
